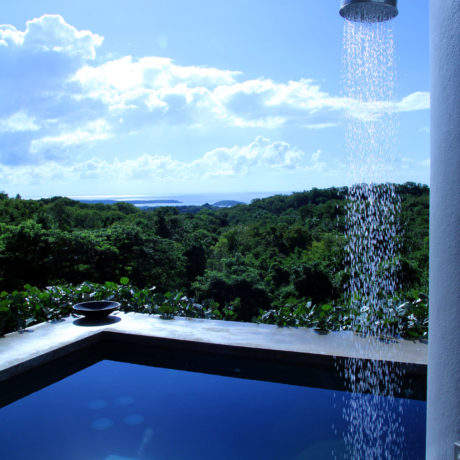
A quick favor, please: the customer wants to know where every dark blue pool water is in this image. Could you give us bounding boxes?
[0,360,426,460]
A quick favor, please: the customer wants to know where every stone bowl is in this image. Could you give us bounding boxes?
[72,300,120,320]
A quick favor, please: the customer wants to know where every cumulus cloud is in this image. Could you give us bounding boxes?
[71,55,239,119]
[0,111,40,133]
[311,150,320,162]
[0,14,102,59]
[395,92,430,112]
[0,14,430,171]
[190,136,303,176]
[1,137,310,184]
[71,65,352,129]
[346,91,430,122]
[30,119,112,154]
[69,55,431,130]
[308,149,327,172]
[0,15,103,122]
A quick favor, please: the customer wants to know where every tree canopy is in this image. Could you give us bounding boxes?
[0,183,429,336]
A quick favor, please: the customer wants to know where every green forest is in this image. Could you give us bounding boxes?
[0,182,429,338]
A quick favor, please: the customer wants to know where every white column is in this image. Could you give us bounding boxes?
[428,0,460,458]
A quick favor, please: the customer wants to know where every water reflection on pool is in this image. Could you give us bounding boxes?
[0,360,426,460]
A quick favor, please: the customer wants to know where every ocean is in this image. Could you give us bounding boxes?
[70,191,287,208]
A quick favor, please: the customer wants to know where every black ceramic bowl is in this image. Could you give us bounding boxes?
[72,301,120,319]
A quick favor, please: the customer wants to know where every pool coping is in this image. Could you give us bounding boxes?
[0,312,428,405]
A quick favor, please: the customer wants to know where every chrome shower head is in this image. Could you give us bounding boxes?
[340,0,398,23]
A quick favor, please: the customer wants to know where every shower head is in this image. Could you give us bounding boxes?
[340,0,398,23]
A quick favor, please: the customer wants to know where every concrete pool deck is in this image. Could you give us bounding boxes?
[1,311,427,374]
[0,312,428,405]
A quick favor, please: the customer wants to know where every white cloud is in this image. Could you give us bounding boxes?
[71,55,239,113]
[304,123,340,130]
[71,53,429,131]
[345,91,430,122]
[205,78,351,128]
[308,149,327,172]
[0,14,430,172]
[0,15,106,161]
[69,54,363,130]
[0,24,23,47]
[0,111,40,132]
[30,119,112,154]
[190,136,303,176]
[1,137,308,184]
[395,92,430,112]
[0,15,102,59]
[311,149,321,163]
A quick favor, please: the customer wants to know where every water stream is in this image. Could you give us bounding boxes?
[340,17,404,460]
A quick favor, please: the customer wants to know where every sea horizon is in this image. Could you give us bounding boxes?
[65,191,291,207]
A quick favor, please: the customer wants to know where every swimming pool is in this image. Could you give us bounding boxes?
[0,359,426,460]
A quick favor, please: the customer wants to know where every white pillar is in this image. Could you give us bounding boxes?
[428,0,460,458]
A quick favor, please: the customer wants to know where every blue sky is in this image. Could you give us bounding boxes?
[0,1,430,198]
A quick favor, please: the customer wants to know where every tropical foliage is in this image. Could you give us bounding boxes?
[0,182,429,337]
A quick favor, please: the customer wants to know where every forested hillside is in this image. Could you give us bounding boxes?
[0,183,429,336]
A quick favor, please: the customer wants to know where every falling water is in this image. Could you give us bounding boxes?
[340,17,404,460]
[343,18,400,339]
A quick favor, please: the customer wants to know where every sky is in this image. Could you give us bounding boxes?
[0,1,430,198]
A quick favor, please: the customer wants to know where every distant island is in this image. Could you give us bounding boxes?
[212,200,245,207]
[77,198,244,208]
[78,199,183,205]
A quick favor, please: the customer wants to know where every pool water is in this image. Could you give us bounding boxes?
[0,360,426,460]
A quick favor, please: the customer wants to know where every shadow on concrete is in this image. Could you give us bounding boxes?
[73,316,121,327]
